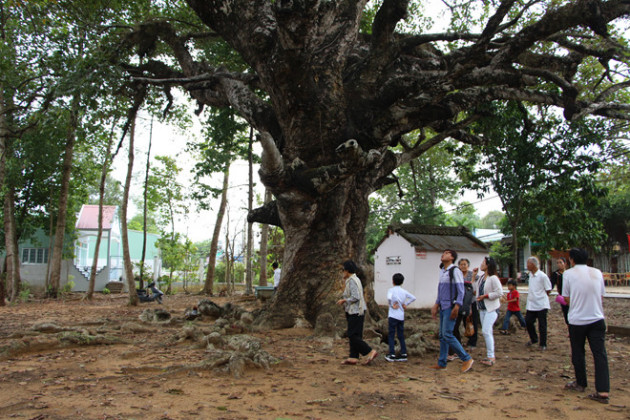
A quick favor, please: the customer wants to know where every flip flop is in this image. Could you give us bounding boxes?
[586,393,609,404]
[480,358,495,366]
[363,350,378,365]
[341,358,358,365]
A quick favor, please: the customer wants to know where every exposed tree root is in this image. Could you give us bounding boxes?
[0,331,129,360]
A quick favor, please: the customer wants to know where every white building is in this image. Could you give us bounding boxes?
[374,224,489,309]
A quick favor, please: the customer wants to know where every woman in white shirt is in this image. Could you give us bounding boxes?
[474,257,503,366]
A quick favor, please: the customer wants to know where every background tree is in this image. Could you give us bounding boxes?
[188,107,248,295]
[87,175,123,206]
[1,0,152,300]
[456,102,612,277]
[139,117,154,290]
[127,213,160,233]
[245,127,254,295]
[146,155,186,239]
[0,1,59,300]
[480,210,505,229]
[155,232,185,293]
[86,119,118,300]
[444,202,481,232]
[367,138,461,255]
[180,237,198,293]
[121,116,139,305]
[594,142,630,262]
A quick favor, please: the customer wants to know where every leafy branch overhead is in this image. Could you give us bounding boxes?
[118,0,630,225]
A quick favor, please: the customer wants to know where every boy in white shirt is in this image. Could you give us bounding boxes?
[385,273,416,362]
[273,262,281,290]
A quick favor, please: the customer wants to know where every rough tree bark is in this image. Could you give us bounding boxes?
[203,164,230,296]
[121,0,630,327]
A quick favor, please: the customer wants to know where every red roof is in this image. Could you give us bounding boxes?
[75,205,118,230]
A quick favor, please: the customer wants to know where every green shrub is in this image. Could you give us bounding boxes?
[19,285,31,303]
[102,287,110,295]
[62,281,75,294]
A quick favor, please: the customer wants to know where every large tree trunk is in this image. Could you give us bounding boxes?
[49,93,81,297]
[257,189,272,287]
[122,119,138,305]
[260,177,371,328]
[202,164,230,296]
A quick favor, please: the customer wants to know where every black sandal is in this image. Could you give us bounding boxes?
[587,393,609,404]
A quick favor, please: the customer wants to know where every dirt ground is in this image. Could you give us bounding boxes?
[0,292,629,420]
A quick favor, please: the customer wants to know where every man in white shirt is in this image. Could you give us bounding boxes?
[525,256,552,350]
[562,248,609,404]
[273,262,281,290]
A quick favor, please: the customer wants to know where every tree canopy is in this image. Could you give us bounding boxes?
[3,0,629,322]
[117,0,630,325]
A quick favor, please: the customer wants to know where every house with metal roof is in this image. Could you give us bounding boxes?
[374,224,489,309]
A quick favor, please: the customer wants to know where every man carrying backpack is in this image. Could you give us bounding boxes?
[430,249,474,372]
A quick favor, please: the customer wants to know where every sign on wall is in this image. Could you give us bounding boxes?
[415,247,427,259]
[386,256,401,265]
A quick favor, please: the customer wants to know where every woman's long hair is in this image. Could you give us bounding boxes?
[485,257,498,276]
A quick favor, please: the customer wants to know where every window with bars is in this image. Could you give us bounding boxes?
[21,248,49,264]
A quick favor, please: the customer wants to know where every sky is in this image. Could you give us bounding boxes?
[110,111,258,244]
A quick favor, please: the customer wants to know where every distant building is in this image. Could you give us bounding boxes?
[472,228,505,244]
[73,205,162,288]
[3,204,161,292]
[74,204,123,286]
[373,224,488,309]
